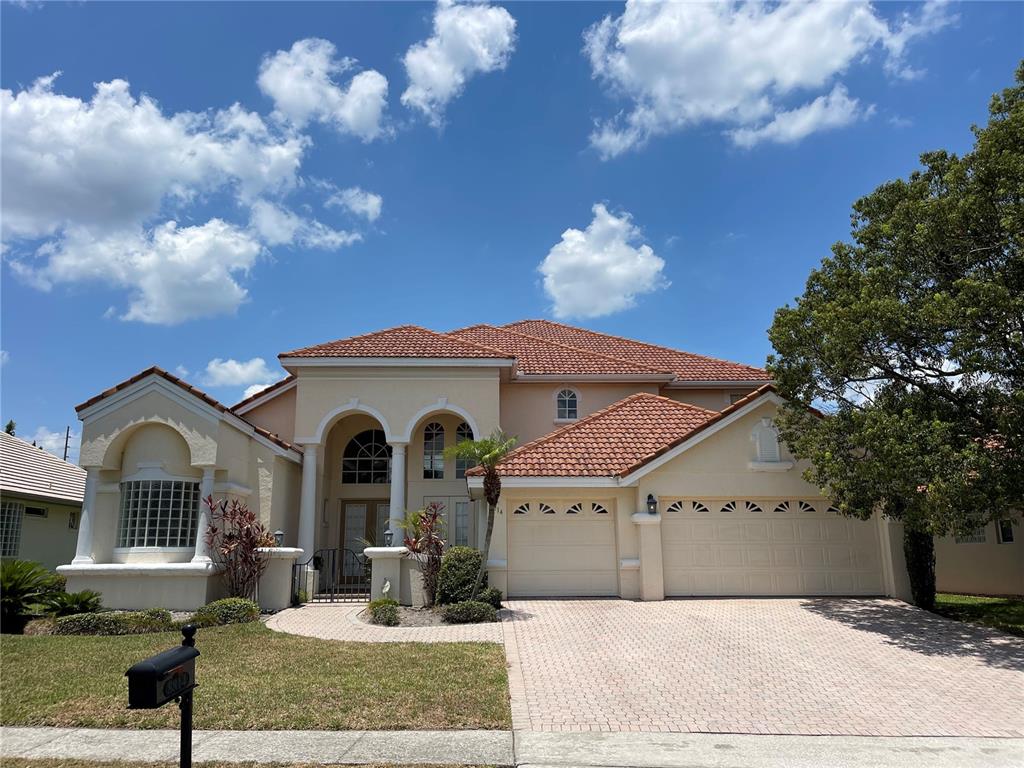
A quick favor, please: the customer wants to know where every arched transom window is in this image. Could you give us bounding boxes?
[423,422,445,479]
[556,388,578,420]
[342,429,392,484]
[455,422,474,479]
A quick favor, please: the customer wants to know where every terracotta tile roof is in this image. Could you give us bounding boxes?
[474,384,778,478]
[448,324,674,377]
[230,375,296,412]
[280,325,515,360]
[503,319,768,382]
[74,367,300,454]
[1,431,86,504]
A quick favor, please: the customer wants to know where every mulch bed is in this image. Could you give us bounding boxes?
[357,605,448,627]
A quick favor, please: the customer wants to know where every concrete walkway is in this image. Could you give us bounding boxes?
[3,727,1023,767]
[266,603,503,643]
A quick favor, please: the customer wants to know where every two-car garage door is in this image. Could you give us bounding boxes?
[506,496,885,597]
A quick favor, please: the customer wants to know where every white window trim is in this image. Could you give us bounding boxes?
[996,519,1015,544]
[553,387,581,422]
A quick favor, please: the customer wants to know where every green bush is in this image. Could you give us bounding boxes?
[54,608,176,636]
[368,597,399,626]
[477,586,503,610]
[191,598,259,627]
[1,560,54,633]
[437,547,487,605]
[441,600,497,624]
[48,590,103,617]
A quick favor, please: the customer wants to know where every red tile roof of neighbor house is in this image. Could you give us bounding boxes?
[448,324,675,377]
[280,325,515,360]
[502,319,769,382]
[472,384,778,478]
[74,367,301,454]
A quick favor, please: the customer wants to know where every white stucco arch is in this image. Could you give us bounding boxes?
[98,418,213,471]
[309,398,396,445]
[398,397,481,444]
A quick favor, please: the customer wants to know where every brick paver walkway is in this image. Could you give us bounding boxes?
[502,598,1024,737]
[266,603,503,643]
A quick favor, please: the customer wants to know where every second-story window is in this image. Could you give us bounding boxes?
[455,421,474,479]
[423,422,445,479]
[556,388,578,420]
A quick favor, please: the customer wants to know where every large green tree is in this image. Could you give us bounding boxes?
[767,63,1023,609]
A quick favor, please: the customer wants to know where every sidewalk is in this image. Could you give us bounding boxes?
[3,727,1023,768]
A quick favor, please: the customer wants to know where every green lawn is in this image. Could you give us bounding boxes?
[0,622,510,730]
[933,593,1024,637]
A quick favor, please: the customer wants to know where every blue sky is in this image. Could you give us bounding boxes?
[1,0,1021,461]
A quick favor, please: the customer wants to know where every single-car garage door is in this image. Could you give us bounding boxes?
[507,500,618,597]
[662,498,884,596]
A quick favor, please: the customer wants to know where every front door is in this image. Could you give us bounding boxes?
[343,503,366,576]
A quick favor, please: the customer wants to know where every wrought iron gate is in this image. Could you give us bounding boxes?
[291,548,369,603]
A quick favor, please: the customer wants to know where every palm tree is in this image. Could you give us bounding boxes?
[446,428,517,599]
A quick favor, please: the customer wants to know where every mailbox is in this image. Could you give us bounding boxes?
[125,631,199,709]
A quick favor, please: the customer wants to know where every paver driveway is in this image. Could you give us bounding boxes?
[501,598,1024,736]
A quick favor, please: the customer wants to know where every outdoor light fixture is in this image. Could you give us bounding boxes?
[383,527,394,546]
[273,530,284,547]
[647,494,658,515]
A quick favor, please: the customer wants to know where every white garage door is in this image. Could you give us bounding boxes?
[662,499,884,596]
[507,500,618,597]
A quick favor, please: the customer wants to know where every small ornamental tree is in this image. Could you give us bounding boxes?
[445,429,517,600]
[400,502,446,606]
[204,497,276,600]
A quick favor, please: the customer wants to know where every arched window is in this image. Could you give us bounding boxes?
[556,388,578,420]
[455,422,474,479]
[342,430,392,484]
[423,422,445,479]
[751,417,781,463]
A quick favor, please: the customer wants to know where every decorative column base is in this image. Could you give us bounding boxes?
[364,546,407,603]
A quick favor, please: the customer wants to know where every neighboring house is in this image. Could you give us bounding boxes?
[935,517,1023,597]
[58,319,1008,608]
[1,431,84,570]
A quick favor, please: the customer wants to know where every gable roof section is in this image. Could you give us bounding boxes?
[1,431,87,504]
[503,319,768,382]
[474,384,779,479]
[280,325,515,361]
[74,367,300,456]
[448,324,674,377]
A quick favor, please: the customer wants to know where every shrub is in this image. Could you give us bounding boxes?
[1,560,53,633]
[437,547,487,605]
[441,600,497,624]
[477,586,503,610]
[368,597,399,626]
[54,608,176,636]
[45,573,68,595]
[48,590,103,617]
[205,497,275,599]
[402,502,446,607]
[192,597,259,627]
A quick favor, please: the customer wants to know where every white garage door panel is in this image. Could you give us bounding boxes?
[663,499,884,596]
[507,502,617,597]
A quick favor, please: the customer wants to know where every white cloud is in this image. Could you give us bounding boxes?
[584,0,954,157]
[0,350,8,366]
[249,200,360,249]
[729,85,867,148]
[325,187,383,222]
[401,0,517,126]
[13,219,264,325]
[539,204,668,319]
[258,38,389,141]
[242,382,276,400]
[201,357,282,389]
[174,365,190,378]
[30,426,79,463]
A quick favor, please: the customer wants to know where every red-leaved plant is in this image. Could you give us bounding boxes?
[204,496,276,600]
[402,502,446,607]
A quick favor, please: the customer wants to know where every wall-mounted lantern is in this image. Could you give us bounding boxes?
[383,527,394,546]
[646,494,658,515]
[273,530,285,547]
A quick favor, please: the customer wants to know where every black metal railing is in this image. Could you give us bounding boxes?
[291,548,369,604]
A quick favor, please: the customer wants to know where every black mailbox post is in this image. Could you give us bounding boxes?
[126,624,199,768]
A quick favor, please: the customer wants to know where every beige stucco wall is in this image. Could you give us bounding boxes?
[661,386,762,411]
[240,385,297,444]
[2,493,79,570]
[500,382,661,445]
[935,515,1023,597]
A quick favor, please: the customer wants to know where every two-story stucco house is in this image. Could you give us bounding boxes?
[58,320,1018,610]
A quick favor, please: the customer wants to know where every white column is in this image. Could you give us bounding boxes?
[72,467,100,564]
[192,466,216,563]
[298,443,319,564]
[388,442,407,543]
